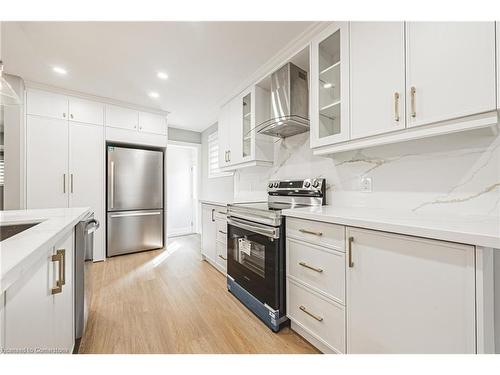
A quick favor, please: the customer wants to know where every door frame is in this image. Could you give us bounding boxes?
[166,140,201,237]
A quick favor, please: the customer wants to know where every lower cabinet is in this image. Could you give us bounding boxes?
[201,203,227,274]
[346,227,476,354]
[3,230,75,353]
[286,217,477,354]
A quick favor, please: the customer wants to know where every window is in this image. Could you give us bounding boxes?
[207,131,232,178]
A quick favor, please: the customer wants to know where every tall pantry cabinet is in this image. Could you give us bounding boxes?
[26,89,105,261]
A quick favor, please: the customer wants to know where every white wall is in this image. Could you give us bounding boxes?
[234,127,500,217]
[200,122,234,203]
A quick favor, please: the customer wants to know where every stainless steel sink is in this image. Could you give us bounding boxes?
[0,222,40,241]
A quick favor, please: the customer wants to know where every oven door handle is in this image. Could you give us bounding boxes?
[227,217,280,239]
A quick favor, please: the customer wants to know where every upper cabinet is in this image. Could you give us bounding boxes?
[406,22,496,128]
[139,112,168,135]
[26,89,69,120]
[310,22,350,148]
[312,21,498,155]
[350,22,406,139]
[105,104,139,130]
[68,97,104,125]
[218,85,272,170]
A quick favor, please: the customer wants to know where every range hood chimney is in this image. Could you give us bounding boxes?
[256,62,309,138]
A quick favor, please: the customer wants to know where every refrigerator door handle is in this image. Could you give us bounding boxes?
[110,211,162,218]
[110,161,115,209]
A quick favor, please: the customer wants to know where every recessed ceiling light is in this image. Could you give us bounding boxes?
[157,72,168,80]
[53,66,67,75]
[149,92,159,99]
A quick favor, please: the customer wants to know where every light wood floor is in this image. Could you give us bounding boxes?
[78,234,319,354]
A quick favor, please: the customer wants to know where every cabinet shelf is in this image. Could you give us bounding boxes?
[320,61,341,76]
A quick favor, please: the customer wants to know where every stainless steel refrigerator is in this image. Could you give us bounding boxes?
[106,145,164,257]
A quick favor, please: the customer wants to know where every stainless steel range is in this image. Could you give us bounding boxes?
[226,178,326,332]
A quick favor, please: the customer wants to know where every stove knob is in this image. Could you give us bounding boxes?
[274,182,279,188]
[268,182,274,189]
[304,181,311,188]
[312,179,320,188]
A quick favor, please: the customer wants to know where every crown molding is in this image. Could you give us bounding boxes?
[24,80,170,117]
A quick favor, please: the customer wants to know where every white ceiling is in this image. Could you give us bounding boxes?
[1,21,314,131]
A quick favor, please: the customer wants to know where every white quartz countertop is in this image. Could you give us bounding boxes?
[282,206,500,249]
[1,207,91,293]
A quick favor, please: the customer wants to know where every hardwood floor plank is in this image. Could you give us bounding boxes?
[78,234,319,354]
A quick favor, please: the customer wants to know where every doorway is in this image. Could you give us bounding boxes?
[166,142,200,237]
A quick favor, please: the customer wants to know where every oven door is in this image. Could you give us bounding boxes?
[227,216,281,309]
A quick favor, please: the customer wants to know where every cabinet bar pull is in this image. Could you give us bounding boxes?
[70,174,74,193]
[63,174,66,194]
[299,229,323,236]
[394,92,400,122]
[218,230,227,234]
[348,236,354,268]
[217,211,227,215]
[218,254,227,261]
[228,150,231,162]
[299,262,323,273]
[110,161,115,208]
[299,305,323,322]
[410,86,416,118]
[51,249,65,294]
[211,208,215,222]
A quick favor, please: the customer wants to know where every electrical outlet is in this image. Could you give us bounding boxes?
[360,177,372,193]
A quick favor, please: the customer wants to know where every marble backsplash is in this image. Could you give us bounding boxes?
[234,126,500,217]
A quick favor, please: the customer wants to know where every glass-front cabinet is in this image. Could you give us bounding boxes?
[242,90,252,160]
[310,22,350,148]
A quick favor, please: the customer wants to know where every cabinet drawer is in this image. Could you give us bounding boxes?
[214,208,227,220]
[287,279,345,353]
[286,217,345,250]
[287,238,345,304]
[216,241,227,270]
[216,219,227,243]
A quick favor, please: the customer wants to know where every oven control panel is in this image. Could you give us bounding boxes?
[267,178,325,193]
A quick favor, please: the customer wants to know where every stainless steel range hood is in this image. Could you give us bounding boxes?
[256,62,309,138]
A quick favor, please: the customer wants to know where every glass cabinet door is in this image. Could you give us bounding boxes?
[311,22,349,148]
[242,92,252,159]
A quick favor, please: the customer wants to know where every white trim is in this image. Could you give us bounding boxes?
[313,111,499,156]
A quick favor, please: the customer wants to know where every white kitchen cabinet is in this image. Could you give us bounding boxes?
[406,22,496,128]
[497,22,500,110]
[350,22,406,139]
[218,102,231,168]
[105,104,139,130]
[69,122,105,261]
[310,22,350,148]
[139,112,167,135]
[68,97,104,125]
[346,227,476,353]
[26,89,68,120]
[26,115,69,209]
[215,211,228,273]
[201,204,217,264]
[218,85,272,170]
[4,230,75,353]
[26,89,106,261]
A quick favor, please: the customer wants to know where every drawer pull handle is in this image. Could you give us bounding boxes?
[299,262,323,273]
[299,229,323,236]
[217,211,227,215]
[299,305,323,322]
[218,230,227,234]
[218,254,227,261]
[348,236,354,268]
[410,86,417,118]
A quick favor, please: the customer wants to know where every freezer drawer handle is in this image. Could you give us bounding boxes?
[110,212,162,218]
